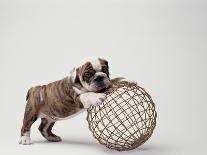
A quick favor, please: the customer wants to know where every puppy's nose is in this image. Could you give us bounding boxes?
[95,75,104,82]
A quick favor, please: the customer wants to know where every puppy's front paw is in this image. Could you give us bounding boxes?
[91,93,107,106]
[19,136,31,145]
[80,92,107,108]
[120,78,137,85]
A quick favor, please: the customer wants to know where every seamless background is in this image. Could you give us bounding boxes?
[0,0,207,155]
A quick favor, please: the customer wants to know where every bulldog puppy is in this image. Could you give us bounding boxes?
[19,57,112,145]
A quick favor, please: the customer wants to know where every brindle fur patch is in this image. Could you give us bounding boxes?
[80,62,95,83]
[20,77,84,139]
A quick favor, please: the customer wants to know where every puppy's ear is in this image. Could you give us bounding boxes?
[99,58,109,68]
[99,58,110,78]
[105,60,109,68]
[74,68,81,84]
[71,67,81,84]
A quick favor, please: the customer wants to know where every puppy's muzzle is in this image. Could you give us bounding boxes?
[94,75,104,82]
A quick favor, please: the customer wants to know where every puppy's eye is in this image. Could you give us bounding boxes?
[84,72,91,78]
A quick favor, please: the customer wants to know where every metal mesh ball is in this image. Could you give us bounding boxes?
[87,81,157,151]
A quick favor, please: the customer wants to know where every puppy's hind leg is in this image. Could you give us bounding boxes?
[38,118,61,142]
[19,101,38,145]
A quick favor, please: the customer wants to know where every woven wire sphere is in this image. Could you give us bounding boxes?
[87,81,157,151]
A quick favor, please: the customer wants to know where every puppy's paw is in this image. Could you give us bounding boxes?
[91,93,107,106]
[120,78,137,85]
[47,136,62,142]
[80,92,107,108]
[19,136,31,145]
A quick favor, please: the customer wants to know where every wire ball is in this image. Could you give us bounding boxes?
[87,81,157,151]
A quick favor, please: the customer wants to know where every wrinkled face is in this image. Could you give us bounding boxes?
[73,58,111,92]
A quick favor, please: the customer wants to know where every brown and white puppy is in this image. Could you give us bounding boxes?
[19,57,113,145]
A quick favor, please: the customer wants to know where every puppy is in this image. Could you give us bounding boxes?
[19,57,114,145]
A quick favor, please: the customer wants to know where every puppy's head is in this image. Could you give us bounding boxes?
[71,57,111,92]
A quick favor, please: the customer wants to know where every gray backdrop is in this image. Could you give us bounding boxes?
[0,0,207,155]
